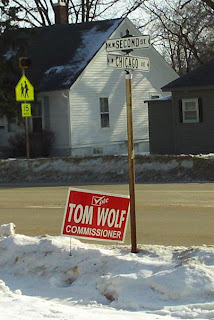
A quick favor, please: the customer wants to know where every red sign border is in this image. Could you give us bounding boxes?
[61,187,130,243]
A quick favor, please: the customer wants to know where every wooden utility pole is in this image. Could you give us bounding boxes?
[125,71,138,253]
[106,29,150,253]
[24,116,30,159]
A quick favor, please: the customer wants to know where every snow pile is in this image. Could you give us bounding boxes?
[1,233,214,319]
[2,154,214,184]
[0,223,15,237]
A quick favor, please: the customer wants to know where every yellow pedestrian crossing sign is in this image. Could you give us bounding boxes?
[21,103,32,117]
[15,75,34,101]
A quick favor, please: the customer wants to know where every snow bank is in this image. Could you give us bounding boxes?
[1,154,214,184]
[1,233,214,319]
[0,223,15,237]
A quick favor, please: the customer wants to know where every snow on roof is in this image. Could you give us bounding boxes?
[145,95,172,103]
[0,18,123,92]
[3,49,17,60]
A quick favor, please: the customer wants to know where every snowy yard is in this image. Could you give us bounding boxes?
[1,232,214,319]
[1,154,214,319]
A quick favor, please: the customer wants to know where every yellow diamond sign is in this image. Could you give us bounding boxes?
[15,75,34,101]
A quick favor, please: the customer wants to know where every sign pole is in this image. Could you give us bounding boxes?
[125,70,138,253]
[21,68,30,159]
[105,30,150,253]
[25,117,30,159]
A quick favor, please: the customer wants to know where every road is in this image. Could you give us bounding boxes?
[0,183,214,246]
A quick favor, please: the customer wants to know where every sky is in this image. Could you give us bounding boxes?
[1,224,214,320]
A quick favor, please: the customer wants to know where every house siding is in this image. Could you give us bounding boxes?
[148,100,174,154]
[69,18,178,156]
[173,89,214,154]
[39,90,70,156]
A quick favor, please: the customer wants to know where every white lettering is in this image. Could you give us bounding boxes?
[71,226,77,233]
[119,210,127,228]
[65,225,122,239]
[66,225,72,232]
[107,209,116,227]
[68,203,76,222]
[97,207,109,226]
[114,209,120,227]
[73,204,83,223]
[82,205,93,224]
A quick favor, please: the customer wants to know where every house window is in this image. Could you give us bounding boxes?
[93,147,103,155]
[182,98,199,123]
[100,98,110,128]
[32,102,42,132]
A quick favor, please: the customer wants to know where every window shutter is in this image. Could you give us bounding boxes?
[179,100,183,123]
[198,98,203,122]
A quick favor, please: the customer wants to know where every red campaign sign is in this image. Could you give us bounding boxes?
[61,188,130,242]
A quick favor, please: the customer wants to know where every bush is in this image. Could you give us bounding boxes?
[8,130,55,158]
[8,132,26,157]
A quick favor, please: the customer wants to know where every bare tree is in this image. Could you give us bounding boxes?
[181,0,214,10]
[139,0,214,74]
[0,0,148,27]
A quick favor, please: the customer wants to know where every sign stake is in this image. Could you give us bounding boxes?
[21,68,30,159]
[125,71,138,253]
[24,117,30,159]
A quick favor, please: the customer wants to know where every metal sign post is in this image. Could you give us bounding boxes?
[125,71,137,253]
[25,116,30,159]
[15,59,34,160]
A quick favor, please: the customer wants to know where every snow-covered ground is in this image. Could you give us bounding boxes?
[1,232,214,319]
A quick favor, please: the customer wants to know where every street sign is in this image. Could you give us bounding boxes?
[21,103,32,117]
[106,35,150,52]
[61,188,130,242]
[15,75,34,102]
[107,54,150,71]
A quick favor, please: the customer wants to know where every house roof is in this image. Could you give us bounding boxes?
[1,18,123,92]
[162,59,214,91]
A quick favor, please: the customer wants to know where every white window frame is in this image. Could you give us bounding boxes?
[93,147,103,155]
[100,97,110,128]
[182,98,199,123]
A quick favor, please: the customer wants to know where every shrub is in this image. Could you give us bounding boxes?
[8,130,55,158]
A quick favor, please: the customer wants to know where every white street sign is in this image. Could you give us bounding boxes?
[107,54,150,71]
[106,35,150,52]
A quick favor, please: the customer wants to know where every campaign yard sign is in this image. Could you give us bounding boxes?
[61,188,130,242]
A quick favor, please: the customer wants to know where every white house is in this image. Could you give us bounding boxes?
[0,1,178,157]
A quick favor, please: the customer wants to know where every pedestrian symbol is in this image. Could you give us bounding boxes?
[15,75,34,101]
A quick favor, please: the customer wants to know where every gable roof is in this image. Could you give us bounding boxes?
[162,58,214,91]
[1,18,123,92]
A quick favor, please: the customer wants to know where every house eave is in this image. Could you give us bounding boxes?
[162,85,214,92]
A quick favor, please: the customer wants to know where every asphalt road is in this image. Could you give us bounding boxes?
[0,183,214,246]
